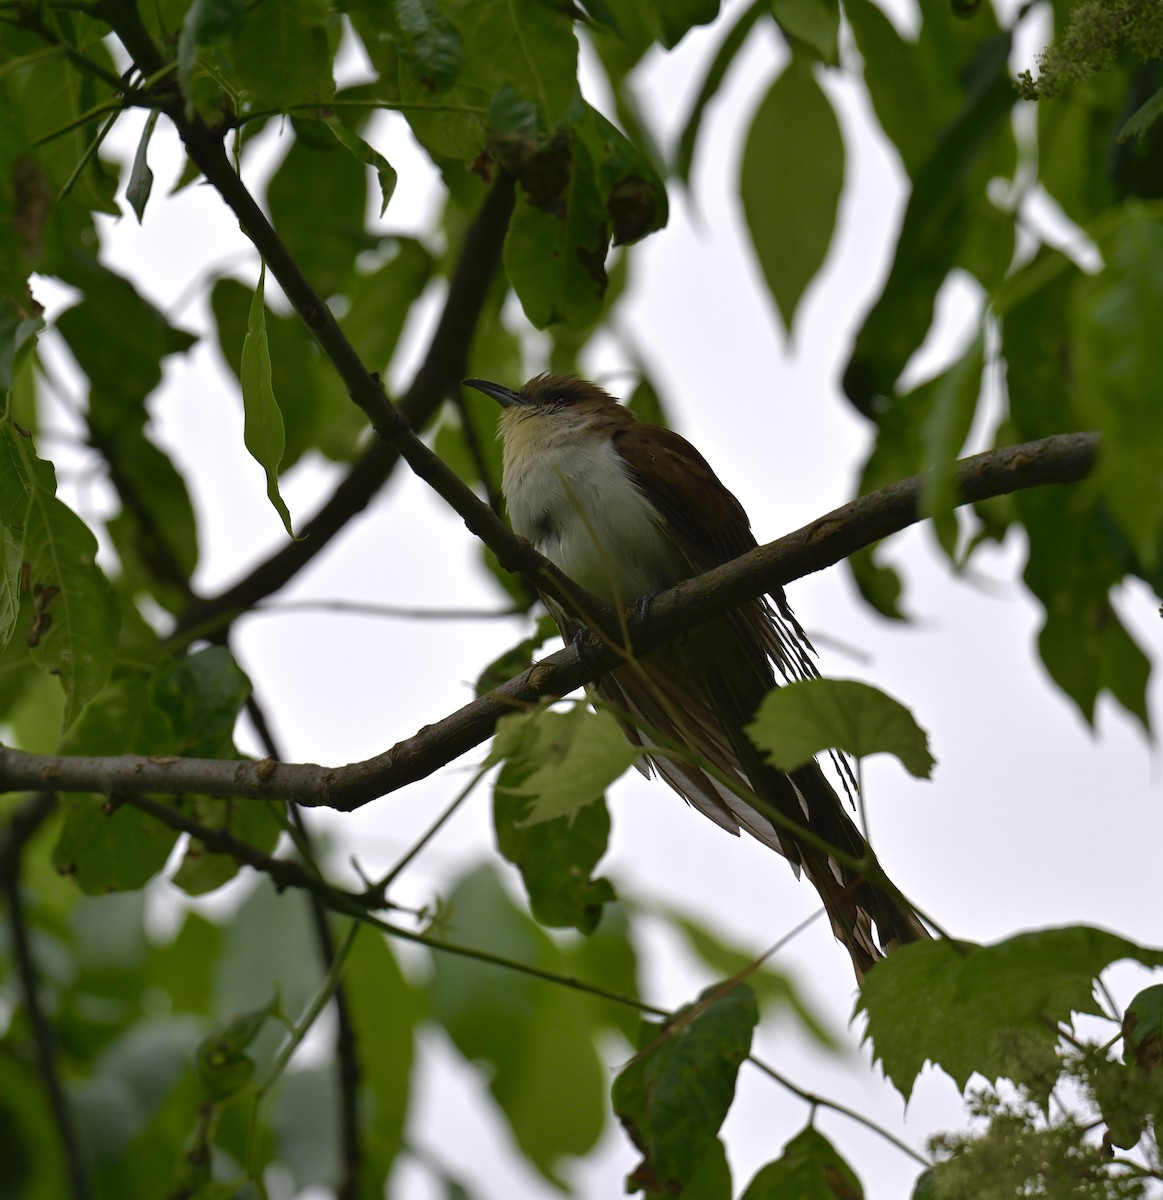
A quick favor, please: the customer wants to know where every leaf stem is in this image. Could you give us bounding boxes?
[748,1054,933,1168]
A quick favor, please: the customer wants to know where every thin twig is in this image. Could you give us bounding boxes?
[286,806,364,1200]
[370,764,490,895]
[0,794,95,1200]
[245,920,361,1188]
[244,691,366,1200]
[747,1054,932,1168]
[251,598,522,621]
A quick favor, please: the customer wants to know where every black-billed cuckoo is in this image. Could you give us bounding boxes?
[463,373,927,979]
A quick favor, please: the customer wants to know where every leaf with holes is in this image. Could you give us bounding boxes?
[2,424,119,727]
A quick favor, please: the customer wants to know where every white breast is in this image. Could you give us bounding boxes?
[500,411,687,603]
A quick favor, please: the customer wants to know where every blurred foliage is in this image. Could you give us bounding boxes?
[1,0,1161,1197]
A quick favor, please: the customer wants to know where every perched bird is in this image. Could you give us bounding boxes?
[463,373,927,979]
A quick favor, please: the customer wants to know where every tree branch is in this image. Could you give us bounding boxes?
[68,5,580,635]
[0,432,1098,807]
[0,794,94,1200]
[154,79,584,633]
[172,170,516,639]
[240,694,365,1200]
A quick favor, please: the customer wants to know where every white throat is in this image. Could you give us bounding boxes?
[499,411,686,603]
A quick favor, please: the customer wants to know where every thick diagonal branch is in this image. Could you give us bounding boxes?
[0,432,1099,808]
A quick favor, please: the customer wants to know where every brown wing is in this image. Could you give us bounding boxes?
[600,418,923,979]
[612,421,818,684]
[611,422,758,574]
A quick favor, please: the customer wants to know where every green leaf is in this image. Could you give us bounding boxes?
[428,865,608,1184]
[398,0,578,161]
[503,130,611,329]
[741,57,843,330]
[126,111,159,223]
[146,912,223,1014]
[214,877,323,1020]
[612,984,758,1192]
[55,255,197,423]
[0,521,20,655]
[324,117,397,216]
[241,264,296,538]
[670,911,839,1048]
[266,122,370,301]
[341,929,418,1184]
[342,238,436,373]
[843,0,930,170]
[53,792,177,897]
[0,296,44,393]
[1118,85,1163,143]
[918,333,985,558]
[747,678,935,778]
[1019,478,1151,729]
[657,0,722,48]
[573,102,668,246]
[494,780,616,935]
[626,374,669,426]
[771,0,840,65]
[681,1136,733,1200]
[675,0,768,182]
[170,796,283,896]
[740,1125,864,1198]
[273,1066,340,1194]
[177,0,247,109]
[228,0,334,113]
[52,678,180,892]
[842,33,1013,410]
[151,645,251,758]
[211,275,366,467]
[72,1018,205,1182]
[394,0,464,91]
[1071,204,1163,572]
[2,424,120,727]
[848,547,906,621]
[473,618,556,695]
[2,25,119,222]
[197,996,279,1098]
[103,425,199,611]
[490,705,641,824]
[1038,64,1129,226]
[856,928,1163,1101]
[1001,251,1152,728]
[1123,984,1163,1071]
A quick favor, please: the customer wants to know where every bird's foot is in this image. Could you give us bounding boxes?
[571,628,599,668]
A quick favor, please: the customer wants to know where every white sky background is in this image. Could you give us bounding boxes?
[28,1,1163,1197]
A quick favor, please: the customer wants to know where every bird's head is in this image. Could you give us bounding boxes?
[462,373,624,443]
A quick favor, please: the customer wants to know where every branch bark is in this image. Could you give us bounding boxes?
[0,431,1098,808]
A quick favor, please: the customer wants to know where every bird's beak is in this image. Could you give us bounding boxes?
[462,378,523,408]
